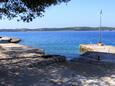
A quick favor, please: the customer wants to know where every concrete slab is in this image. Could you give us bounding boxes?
[80,44,115,53]
[80,44,115,63]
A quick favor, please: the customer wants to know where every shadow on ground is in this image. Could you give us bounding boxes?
[0,52,115,86]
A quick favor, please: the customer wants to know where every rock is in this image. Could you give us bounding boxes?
[42,55,66,62]
[0,36,21,43]
[0,37,11,43]
[97,42,104,46]
[26,55,66,67]
[0,43,67,67]
[49,79,64,84]
[71,82,80,86]
[101,77,115,86]
[61,78,70,83]
[111,75,115,78]
[10,38,21,43]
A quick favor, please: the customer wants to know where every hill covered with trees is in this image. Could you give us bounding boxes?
[0,27,115,32]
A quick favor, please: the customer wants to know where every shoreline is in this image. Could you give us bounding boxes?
[0,40,114,85]
[0,44,115,86]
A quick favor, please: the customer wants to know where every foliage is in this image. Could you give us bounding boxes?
[0,0,70,22]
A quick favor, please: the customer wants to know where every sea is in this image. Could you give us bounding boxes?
[0,31,115,60]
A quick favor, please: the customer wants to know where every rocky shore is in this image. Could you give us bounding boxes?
[0,60,115,86]
[0,41,115,86]
[0,43,66,66]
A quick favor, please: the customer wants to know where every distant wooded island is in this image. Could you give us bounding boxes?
[0,27,115,32]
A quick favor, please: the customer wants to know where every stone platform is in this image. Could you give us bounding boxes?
[80,44,115,53]
[80,44,115,63]
[0,43,66,66]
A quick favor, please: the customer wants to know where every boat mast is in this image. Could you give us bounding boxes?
[99,10,102,43]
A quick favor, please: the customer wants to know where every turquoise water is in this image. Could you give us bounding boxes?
[0,31,115,59]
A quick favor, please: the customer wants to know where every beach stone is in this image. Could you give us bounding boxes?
[50,78,70,84]
[71,82,80,86]
[49,79,61,84]
[101,77,115,86]
[61,78,70,82]
[111,75,115,78]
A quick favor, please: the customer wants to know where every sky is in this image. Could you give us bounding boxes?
[0,0,115,29]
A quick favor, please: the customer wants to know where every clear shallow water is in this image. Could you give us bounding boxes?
[0,31,115,59]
